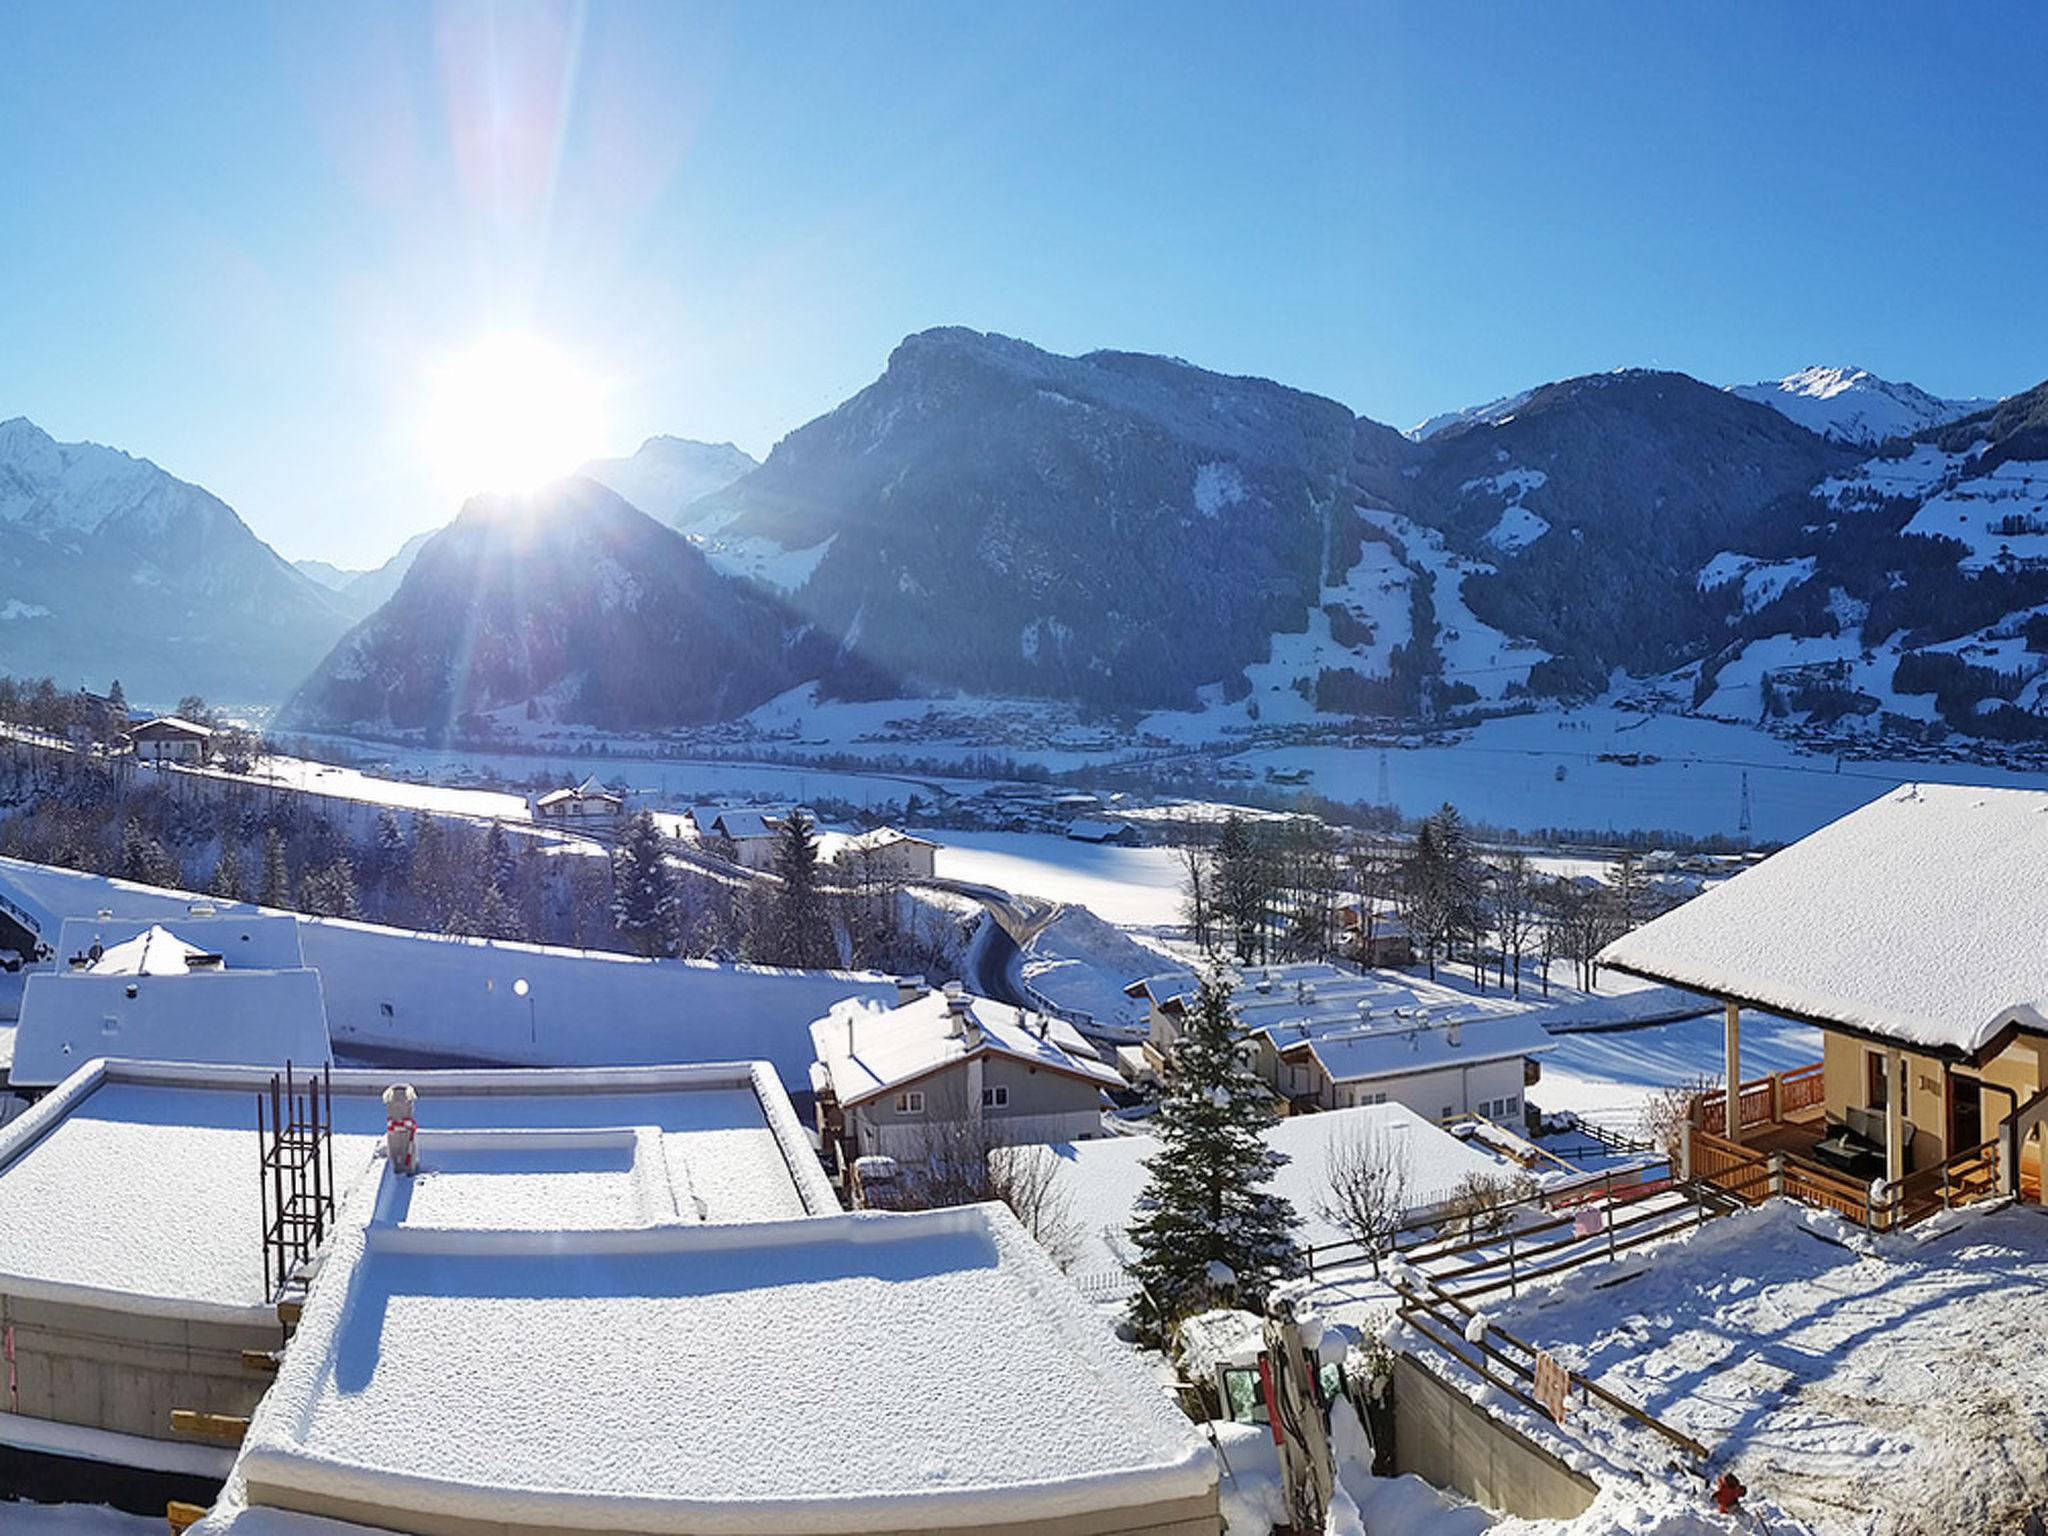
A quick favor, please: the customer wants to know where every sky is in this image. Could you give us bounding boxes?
[2,2,2045,566]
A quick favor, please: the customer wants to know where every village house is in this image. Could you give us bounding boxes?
[1337,899,1414,967]
[126,715,213,763]
[688,806,784,870]
[1601,782,2048,1226]
[809,979,1120,1175]
[530,773,625,823]
[1067,816,1140,846]
[1127,961,1551,1127]
[831,825,940,881]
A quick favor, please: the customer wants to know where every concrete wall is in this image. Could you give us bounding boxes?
[244,1478,1221,1536]
[0,1291,275,1443]
[1390,1351,1597,1523]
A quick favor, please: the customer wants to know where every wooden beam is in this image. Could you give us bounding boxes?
[166,1503,207,1534]
[169,1410,248,1445]
[1886,1048,1907,1189]
[1724,1000,1742,1140]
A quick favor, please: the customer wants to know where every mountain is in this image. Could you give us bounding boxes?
[293,558,358,591]
[685,327,1359,709]
[1406,387,1536,442]
[0,417,350,704]
[579,437,758,536]
[1729,366,1996,446]
[279,478,881,736]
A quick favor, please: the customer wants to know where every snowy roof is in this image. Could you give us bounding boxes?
[55,912,306,971]
[1026,1101,1515,1300]
[1067,817,1135,842]
[811,987,1120,1107]
[230,1203,1214,1534]
[1599,783,2048,1056]
[1288,1010,1555,1084]
[0,1059,828,1322]
[0,857,898,1089]
[130,715,215,739]
[835,825,939,853]
[708,809,780,841]
[535,775,624,808]
[12,930,334,1087]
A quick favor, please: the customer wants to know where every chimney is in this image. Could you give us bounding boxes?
[947,990,981,1048]
[1447,1017,1463,1048]
[896,975,928,1007]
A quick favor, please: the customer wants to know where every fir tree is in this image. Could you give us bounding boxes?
[210,839,247,902]
[486,819,517,896]
[765,810,835,969]
[373,807,407,882]
[1125,965,1301,1341]
[610,810,678,957]
[120,817,175,887]
[259,826,292,909]
[478,880,523,941]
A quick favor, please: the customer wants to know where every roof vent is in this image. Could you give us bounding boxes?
[896,975,928,1006]
[1447,1017,1463,1047]
[942,979,965,1001]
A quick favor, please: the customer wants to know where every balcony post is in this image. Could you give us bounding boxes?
[1723,1000,1741,1140]
[1885,1048,1907,1188]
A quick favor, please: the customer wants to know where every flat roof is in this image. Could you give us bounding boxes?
[234,1202,1213,1534]
[0,1060,827,1323]
[1600,783,2048,1057]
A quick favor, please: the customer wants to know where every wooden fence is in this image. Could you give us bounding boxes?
[1692,1061,1826,1135]
[1687,1123,2002,1232]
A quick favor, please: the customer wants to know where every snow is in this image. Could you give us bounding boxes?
[1486,1200,2048,1535]
[1359,509,1548,700]
[0,856,898,1090]
[1694,552,1816,612]
[809,986,1119,1107]
[233,1203,1215,1534]
[1407,388,1536,442]
[1811,440,1969,507]
[1532,1010,1822,1139]
[0,1060,827,1320]
[1482,504,1550,552]
[1901,457,2048,571]
[0,599,53,619]
[1193,460,1248,517]
[1015,904,1180,1033]
[932,830,1186,929]
[695,529,837,592]
[1,1505,162,1536]
[1028,1101,1516,1301]
[1730,366,1993,446]
[1600,782,2048,1053]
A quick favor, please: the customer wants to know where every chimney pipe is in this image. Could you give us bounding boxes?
[896,975,928,1007]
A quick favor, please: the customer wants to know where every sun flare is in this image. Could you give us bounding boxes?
[418,331,609,501]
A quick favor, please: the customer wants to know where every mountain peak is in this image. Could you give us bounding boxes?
[1730,367,1995,445]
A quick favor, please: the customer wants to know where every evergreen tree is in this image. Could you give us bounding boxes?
[478,880,523,941]
[485,819,517,896]
[610,810,678,957]
[1125,966,1301,1341]
[210,839,247,902]
[373,807,407,882]
[259,826,292,909]
[119,817,175,887]
[765,810,835,969]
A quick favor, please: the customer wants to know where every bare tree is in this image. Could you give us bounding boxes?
[1313,1119,1411,1276]
[1642,1078,1711,1163]
[1443,1168,1542,1238]
[1489,852,1538,998]
[890,1088,1084,1268]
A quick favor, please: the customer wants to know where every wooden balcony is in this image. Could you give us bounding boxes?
[1686,1062,2003,1231]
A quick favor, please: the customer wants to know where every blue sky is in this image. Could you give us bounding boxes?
[2,2,2043,564]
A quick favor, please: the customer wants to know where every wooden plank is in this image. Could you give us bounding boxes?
[166,1503,207,1534]
[241,1347,281,1374]
[169,1409,248,1444]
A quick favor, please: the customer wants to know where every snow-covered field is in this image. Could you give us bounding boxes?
[1534,1010,1822,1136]
[1490,1200,2048,1535]
[933,829,1187,930]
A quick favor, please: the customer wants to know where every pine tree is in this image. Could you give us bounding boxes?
[478,880,523,941]
[610,810,677,957]
[259,826,292,909]
[1125,965,1301,1341]
[210,839,246,901]
[485,820,517,896]
[119,817,174,887]
[373,807,407,882]
[766,810,835,969]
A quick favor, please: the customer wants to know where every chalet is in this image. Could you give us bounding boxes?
[127,714,213,763]
[1126,961,1552,1126]
[1600,783,2048,1227]
[531,774,625,822]
[809,979,1120,1172]
[690,807,784,870]
[1068,817,1139,846]
[832,825,940,881]
[1337,899,1414,966]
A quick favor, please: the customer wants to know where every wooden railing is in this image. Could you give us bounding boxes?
[1693,1061,1827,1134]
[1687,1121,2003,1232]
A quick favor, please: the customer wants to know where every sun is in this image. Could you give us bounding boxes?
[418,331,609,500]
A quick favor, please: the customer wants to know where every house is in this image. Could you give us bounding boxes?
[1020,1100,1521,1303]
[831,825,940,881]
[127,715,213,763]
[1600,782,2048,1226]
[1126,962,1552,1126]
[11,914,332,1087]
[1068,817,1139,846]
[531,773,625,822]
[809,979,1121,1172]
[1337,899,1414,966]
[690,807,785,870]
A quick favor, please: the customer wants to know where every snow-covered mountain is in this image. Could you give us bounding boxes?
[1729,366,1996,446]
[293,558,357,591]
[578,437,758,537]
[1406,388,1537,442]
[0,417,350,703]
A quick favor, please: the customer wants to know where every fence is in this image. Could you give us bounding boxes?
[1687,1122,2003,1232]
[1692,1061,1825,1135]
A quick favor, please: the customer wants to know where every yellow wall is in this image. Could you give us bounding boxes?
[1821,1028,2048,1172]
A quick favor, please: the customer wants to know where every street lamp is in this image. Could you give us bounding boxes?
[513,977,534,1046]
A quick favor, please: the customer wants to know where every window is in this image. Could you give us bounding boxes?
[895,1090,925,1115]
[1359,1090,1387,1107]
[981,1085,1009,1109]
[1867,1051,1905,1113]
[1477,1094,1523,1120]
